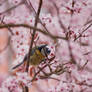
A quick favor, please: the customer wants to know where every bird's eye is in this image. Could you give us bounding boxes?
[46,47,51,54]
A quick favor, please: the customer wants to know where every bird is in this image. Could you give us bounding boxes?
[12,44,51,69]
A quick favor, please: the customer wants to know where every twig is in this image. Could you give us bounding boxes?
[31,63,68,82]
[24,0,51,34]
[0,1,24,15]
[31,64,48,82]
[39,76,60,81]
[79,60,88,70]
[52,1,76,64]
[74,22,92,41]
[51,1,67,33]
[67,40,76,64]
[1,16,14,35]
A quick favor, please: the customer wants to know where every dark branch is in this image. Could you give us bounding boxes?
[26,0,43,72]
[0,23,67,40]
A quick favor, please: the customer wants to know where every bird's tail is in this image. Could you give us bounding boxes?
[12,54,28,69]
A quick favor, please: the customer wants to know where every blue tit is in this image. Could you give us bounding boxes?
[12,44,51,69]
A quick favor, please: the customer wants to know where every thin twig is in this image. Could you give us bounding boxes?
[31,64,48,82]
[74,22,92,41]
[24,0,51,34]
[51,1,67,33]
[67,40,76,64]
[0,1,24,15]
[1,16,14,35]
[39,76,60,81]
[79,60,88,70]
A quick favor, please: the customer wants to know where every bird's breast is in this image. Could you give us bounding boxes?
[29,50,45,65]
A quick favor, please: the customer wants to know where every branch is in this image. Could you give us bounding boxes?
[0,23,67,40]
[26,0,43,72]
[31,61,69,82]
[23,0,43,91]
[74,22,92,41]
[51,1,67,33]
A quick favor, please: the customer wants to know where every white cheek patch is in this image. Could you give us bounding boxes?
[41,48,46,56]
